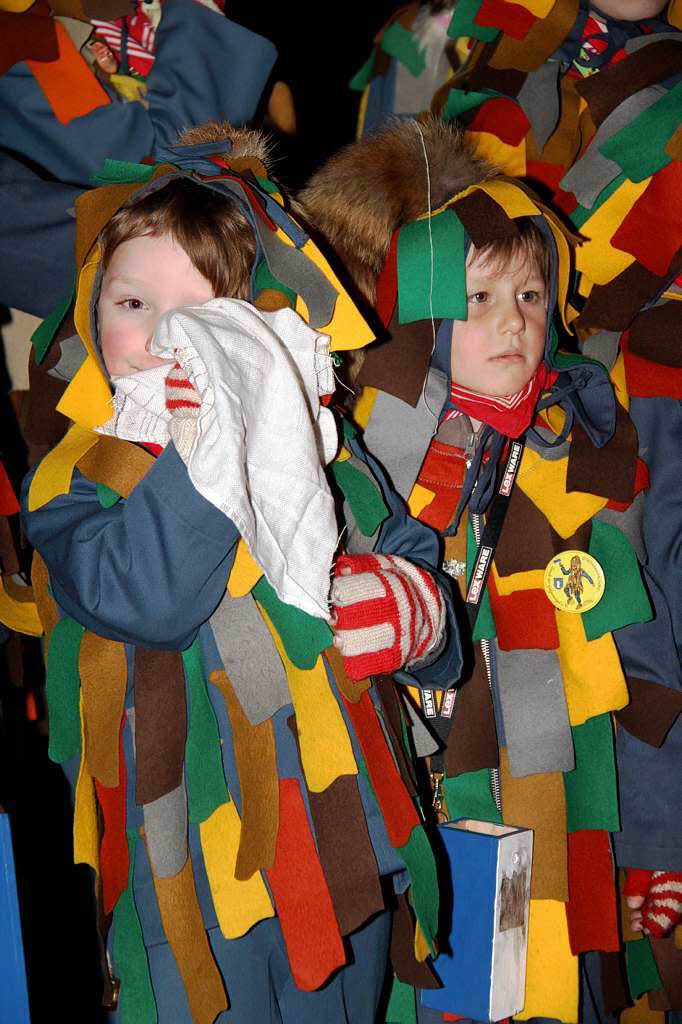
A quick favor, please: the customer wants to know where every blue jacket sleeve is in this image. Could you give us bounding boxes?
[347,434,463,689]
[0,0,277,187]
[22,444,239,649]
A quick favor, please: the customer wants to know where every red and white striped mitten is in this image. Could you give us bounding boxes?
[624,868,682,938]
[330,553,446,680]
[166,361,201,460]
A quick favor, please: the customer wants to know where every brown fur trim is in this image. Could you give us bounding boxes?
[297,116,495,303]
[176,120,273,173]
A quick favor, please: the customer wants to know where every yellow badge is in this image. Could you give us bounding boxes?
[544,551,605,614]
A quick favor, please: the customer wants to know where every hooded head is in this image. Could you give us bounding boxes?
[35,122,375,430]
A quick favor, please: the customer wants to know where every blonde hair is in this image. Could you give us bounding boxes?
[467,217,550,290]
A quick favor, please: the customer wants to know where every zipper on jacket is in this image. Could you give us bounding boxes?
[472,510,502,813]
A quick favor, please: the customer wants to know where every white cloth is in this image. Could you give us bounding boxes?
[98,299,338,619]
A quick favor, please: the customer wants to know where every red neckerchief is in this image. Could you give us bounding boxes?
[448,363,557,439]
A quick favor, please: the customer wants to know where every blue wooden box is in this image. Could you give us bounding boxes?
[0,812,31,1023]
[421,818,533,1022]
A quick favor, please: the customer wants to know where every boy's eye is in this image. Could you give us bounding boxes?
[118,297,146,311]
[519,289,543,303]
[468,291,488,304]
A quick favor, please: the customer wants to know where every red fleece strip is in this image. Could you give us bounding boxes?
[610,162,682,277]
[487,573,559,651]
[95,719,129,915]
[468,97,530,146]
[341,690,420,848]
[621,333,682,400]
[0,461,19,516]
[266,778,345,991]
[474,0,536,38]
[565,830,619,954]
[376,230,399,328]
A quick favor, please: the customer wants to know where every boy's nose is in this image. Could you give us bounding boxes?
[499,299,524,335]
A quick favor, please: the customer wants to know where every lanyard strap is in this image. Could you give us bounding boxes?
[420,437,526,770]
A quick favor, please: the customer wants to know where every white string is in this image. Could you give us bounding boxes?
[414,121,440,428]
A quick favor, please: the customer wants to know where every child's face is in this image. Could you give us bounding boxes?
[450,247,547,398]
[590,0,668,20]
[98,233,215,376]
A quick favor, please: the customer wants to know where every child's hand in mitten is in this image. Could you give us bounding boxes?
[330,553,446,680]
[165,361,201,461]
[624,868,682,938]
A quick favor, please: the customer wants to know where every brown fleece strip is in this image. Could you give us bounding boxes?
[286,716,384,936]
[628,302,682,367]
[210,669,278,880]
[566,402,638,504]
[76,436,154,499]
[79,631,127,788]
[444,652,499,776]
[0,517,19,576]
[499,746,568,900]
[465,56,527,97]
[664,122,682,162]
[651,933,682,1005]
[599,951,632,1015]
[453,191,519,248]
[489,0,579,71]
[576,252,682,332]
[375,677,420,794]
[575,39,682,128]
[31,550,59,661]
[324,645,372,703]
[541,74,585,169]
[390,889,440,987]
[134,648,186,806]
[495,485,556,575]
[615,677,682,748]
[151,853,228,1022]
[356,312,437,407]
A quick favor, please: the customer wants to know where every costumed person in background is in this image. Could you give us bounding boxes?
[19,122,464,1022]
[0,0,278,318]
[298,116,681,1023]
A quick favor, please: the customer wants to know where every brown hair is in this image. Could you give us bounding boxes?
[467,217,551,291]
[99,177,258,299]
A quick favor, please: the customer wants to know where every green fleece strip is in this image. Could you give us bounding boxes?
[466,520,496,644]
[598,81,682,182]
[331,459,388,536]
[448,0,500,42]
[97,483,120,509]
[625,937,663,1001]
[252,576,332,669]
[386,974,418,1024]
[90,159,155,186]
[397,825,440,956]
[255,176,280,196]
[253,258,296,308]
[31,281,75,363]
[349,51,376,91]
[583,520,652,641]
[112,831,158,1024]
[182,639,229,823]
[380,22,426,77]
[443,769,503,824]
[397,210,467,324]
[444,87,498,123]
[563,713,619,832]
[46,616,85,763]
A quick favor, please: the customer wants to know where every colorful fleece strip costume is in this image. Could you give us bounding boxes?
[299,119,681,1023]
[18,138,464,1022]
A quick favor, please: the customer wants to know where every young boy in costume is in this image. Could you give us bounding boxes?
[20,125,463,1023]
[300,116,681,1023]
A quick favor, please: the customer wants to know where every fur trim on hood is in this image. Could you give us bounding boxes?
[176,120,273,177]
[297,117,495,304]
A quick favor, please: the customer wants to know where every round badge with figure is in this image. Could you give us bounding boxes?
[543,550,605,613]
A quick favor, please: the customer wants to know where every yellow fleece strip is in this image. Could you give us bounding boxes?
[556,612,629,725]
[227,540,264,597]
[73,694,99,876]
[28,423,99,511]
[0,579,42,636]
[575,178,651,285]
[199,802,274,939]
[516,446,607,538]
[259,607,357,792]
[514,900,579,1023]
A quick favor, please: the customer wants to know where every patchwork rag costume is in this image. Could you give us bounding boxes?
[19,132,463,1022]
[299,118,682,1023]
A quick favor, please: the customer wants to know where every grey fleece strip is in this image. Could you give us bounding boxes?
[143,782,189,879]
[596,490,647,565]
[46,334,88,382]
[561,86,666,206]
[625,30,682,54]
[362,367,448,501]
[525,425,571,459]
[209,588,291,726]
[402,694,440,757]
[517,61,562,152]
[495,642,575,777]
[581,329,621,371]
